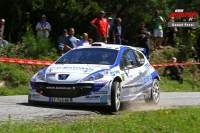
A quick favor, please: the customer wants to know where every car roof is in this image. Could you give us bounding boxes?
[76,42,145,52]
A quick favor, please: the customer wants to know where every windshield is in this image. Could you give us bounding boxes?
[55,48,118,65]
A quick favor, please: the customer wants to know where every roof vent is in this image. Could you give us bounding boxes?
[91,42,106,46]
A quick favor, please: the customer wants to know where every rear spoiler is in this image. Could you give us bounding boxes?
[133,47,146,53]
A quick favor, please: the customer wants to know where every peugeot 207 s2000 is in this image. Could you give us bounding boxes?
[28,42,160,112]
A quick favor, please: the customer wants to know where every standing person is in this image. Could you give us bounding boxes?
[135,22,148,45]
[110,7,117,26]
[57,29,68,55]
[0,19,5,36]
[165,18,178,45]
[0,36,8,47]
[64,28,77,51]
[36,14,51,38]
[107,17,113,44]
[139,32,151,61]
[77,33,90,46]
[113,18,122,44]
[163,57,184,84]
[121,31,128,45]
[88,38,93,45]
[152,10,164,50]
[90,11,109,43]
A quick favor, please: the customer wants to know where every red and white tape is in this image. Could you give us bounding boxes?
[0,57,200,66]
[0,57,53,66]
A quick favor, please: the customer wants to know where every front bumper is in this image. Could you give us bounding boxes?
[28,81,112,105]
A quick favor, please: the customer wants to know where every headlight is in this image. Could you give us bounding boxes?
[36,71,45,80]
[81,72,105,81]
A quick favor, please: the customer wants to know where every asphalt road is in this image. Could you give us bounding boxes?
[0,92,200,120]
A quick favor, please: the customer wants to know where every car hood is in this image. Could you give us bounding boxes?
[44,64,111,84]
[46,64,111,74]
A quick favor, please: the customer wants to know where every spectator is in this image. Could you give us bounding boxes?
[64,28,77,51]
[0,19,5,36]
[135,22,148,45]
[110,7,117,26]
[90,11,109,43]
[107,17,113,44]
[139,32,151,61]
[0,36,8,47]
[88,38,93,45]
[77,33,90,46]
[165,18,178,45]
[113,18,122,44]
[163,57,184,84]
[121,31,128,45]
[36,14,51,38]
[152,10,164,50]
[57,29,68,55]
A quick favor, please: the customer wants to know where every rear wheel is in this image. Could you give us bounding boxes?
[145,79,160,104]
[110,81,121,112]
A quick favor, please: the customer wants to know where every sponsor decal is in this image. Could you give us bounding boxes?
[93,91,107,94]
[46,86,76,90]
[85,96,100,100]
[135,75,152,87]
[29,89,36,92]
[121,74,125,81]
[145,63,150,68]
[110,71,115,77]
[114,70,120,74]
[168,2,199,28]
[128,75,133,78]
[29,93,40,98]
[95,80,109,82]
[63,66,94,72]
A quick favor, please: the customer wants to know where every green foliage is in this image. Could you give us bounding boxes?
[0,27,59,60]
[0,107,200,133]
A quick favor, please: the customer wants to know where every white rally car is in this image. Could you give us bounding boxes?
[28,42,160,112]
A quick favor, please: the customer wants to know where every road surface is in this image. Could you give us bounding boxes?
[0,92,200,120]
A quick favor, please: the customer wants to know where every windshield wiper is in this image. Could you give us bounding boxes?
[71,62,92,64]
[55,62,68,64]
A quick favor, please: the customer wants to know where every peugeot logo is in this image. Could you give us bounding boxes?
[58,74,69,80]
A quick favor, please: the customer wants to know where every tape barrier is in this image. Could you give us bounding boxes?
[0,57,200,66]
[0,57,54,66]
[151,62,200,67]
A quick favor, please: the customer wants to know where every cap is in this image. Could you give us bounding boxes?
[141,22,145,25]
[41,14,46,18]
[100,11,105,14]
[172,57,177,60]
[63,29,68,32]
[108,17,112,20]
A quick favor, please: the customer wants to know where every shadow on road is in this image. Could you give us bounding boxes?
[17,102,116,116]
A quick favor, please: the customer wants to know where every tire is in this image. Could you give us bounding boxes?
[145,78,160,104]
[110,81,121,112]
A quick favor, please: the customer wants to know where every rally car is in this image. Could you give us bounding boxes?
[28,42,160,112]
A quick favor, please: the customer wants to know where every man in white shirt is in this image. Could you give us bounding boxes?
[36,14,51,38]
[77,33,90,46]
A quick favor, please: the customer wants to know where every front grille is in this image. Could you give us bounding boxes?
[35,83,93,98]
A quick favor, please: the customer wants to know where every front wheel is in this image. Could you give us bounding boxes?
[110,81,121,112]
[145,78,160,104]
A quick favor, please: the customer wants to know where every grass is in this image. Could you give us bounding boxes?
[0,107,199,133]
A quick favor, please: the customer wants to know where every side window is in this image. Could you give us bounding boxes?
[119,49,138,70]
[133,50,145,66]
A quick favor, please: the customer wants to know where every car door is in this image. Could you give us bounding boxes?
[120,49,142,97]
[132,49,149,92]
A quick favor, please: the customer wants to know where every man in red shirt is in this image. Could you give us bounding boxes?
[90,11,109,43]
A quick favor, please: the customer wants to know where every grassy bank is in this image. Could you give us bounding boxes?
[0,107,199,133]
